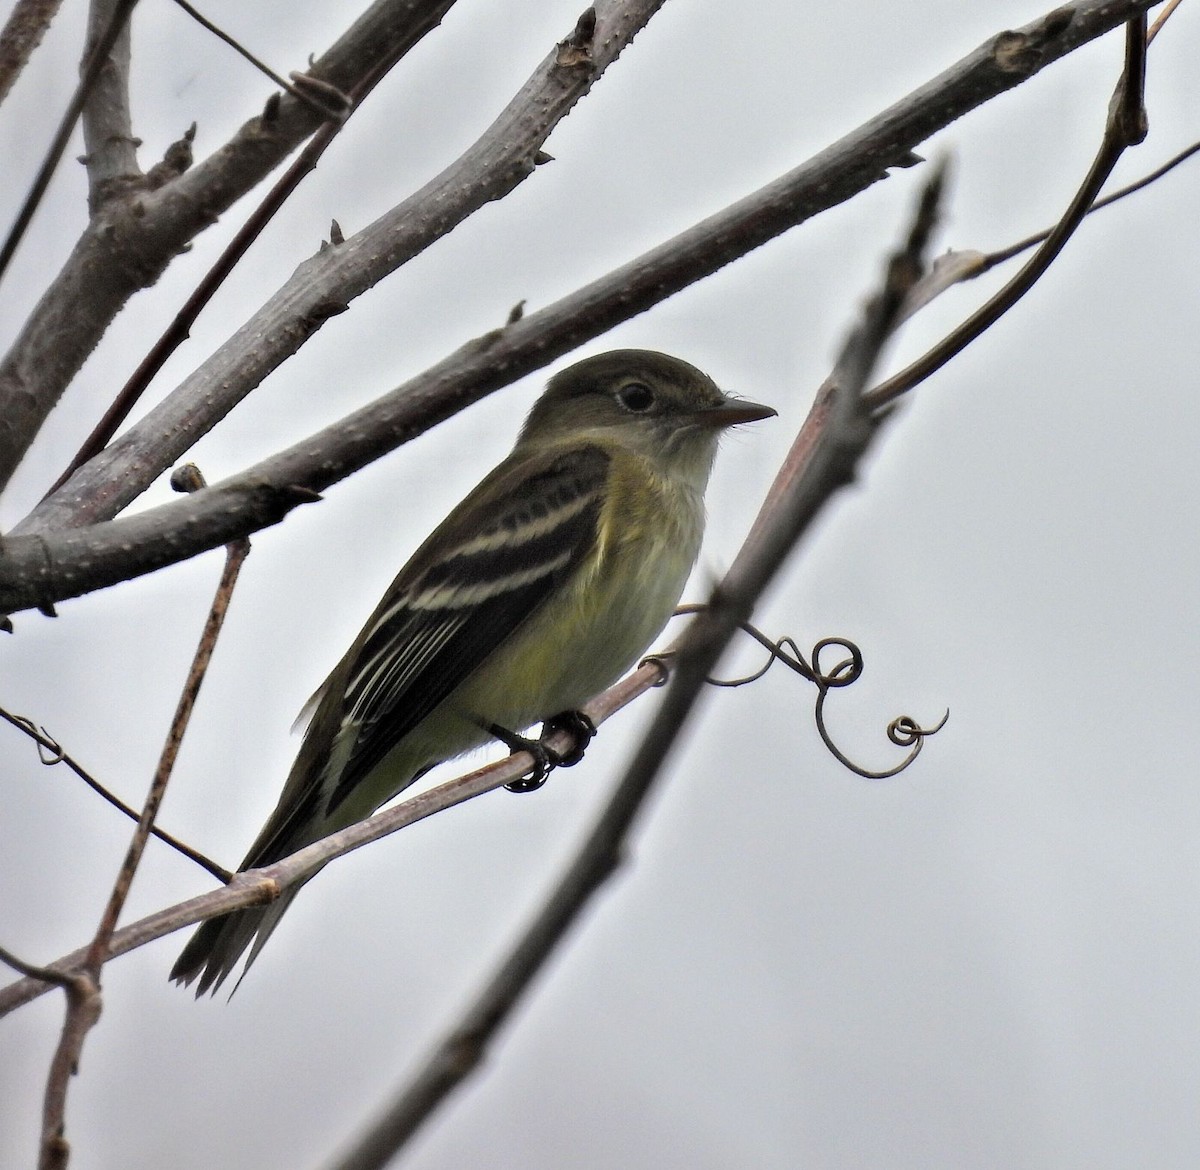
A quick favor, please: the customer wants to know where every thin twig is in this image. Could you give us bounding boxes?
[168,0,350,119]
[1147,0,1184,43]
[0,706,231,882]
[864,17,1149,411]
[36,497,249,1168]
[0,0,139,284]
[0,942,79,990]
[46,10,423,494]
[982,138,1200,270]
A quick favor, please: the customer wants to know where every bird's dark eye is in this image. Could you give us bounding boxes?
[616,381,655,413]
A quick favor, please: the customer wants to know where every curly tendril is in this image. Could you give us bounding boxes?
[670,606,947,779]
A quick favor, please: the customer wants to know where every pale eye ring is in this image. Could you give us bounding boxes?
[616,381,655,413]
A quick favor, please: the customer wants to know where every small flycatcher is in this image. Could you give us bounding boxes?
[171,349,774,994]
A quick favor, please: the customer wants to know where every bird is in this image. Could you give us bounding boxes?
[170,349,775,995]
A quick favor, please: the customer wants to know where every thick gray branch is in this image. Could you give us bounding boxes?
[0,0,1163,616]
[0,0,458,493]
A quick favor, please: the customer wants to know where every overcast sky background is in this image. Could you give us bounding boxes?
[2,2,1199,1167]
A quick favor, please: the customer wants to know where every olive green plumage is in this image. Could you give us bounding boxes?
[171,349,773,995]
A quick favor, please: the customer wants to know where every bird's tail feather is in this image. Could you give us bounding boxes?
[168,884,305,997]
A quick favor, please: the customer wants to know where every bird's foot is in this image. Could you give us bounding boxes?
[492,710,596,793]
[542,709,596,768]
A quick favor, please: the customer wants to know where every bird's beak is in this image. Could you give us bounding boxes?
[695,397,777,428]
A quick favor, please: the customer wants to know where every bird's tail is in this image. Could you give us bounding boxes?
[169,882,308,997]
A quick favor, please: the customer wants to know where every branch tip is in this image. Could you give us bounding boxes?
[280,484,323,504]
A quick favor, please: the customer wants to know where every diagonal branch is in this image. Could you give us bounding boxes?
[35,489,249,1167]
[0,666,655,1018]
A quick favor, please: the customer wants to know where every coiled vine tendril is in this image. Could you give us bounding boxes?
[670,605,948,779]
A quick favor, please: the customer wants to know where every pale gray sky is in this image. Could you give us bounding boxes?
[3,3,1199,1168]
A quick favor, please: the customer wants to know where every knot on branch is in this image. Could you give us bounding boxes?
[145,123,196,191]
[557,7,597,68]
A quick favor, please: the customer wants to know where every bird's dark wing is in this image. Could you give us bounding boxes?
[323,442,610,813]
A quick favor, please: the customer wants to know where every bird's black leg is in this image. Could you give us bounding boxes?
[489,710,596,793]
[488,723,555,793]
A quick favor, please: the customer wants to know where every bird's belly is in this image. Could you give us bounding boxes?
[450,530,697,734]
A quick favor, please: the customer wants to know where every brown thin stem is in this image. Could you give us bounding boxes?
[983,138,1200,269]
[0,943,79,989]
[37,520,249,1167]
[1147,0,1184,43]
[865,17,1149,411]
[0,706,231,882]
[168,0,350,119]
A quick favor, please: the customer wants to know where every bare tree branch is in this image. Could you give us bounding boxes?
[0,0,138,283]
[865,13,1149,411]
[26,0,668,532]
[43,5,419,494]
[0,0,66,107]
[0,661,659,1017]
[0,0,459,493]
[79,0,140,211]
[32,0,1162,539]
[167,0,353,116]
[0,0,1166,618]
[35,482,249,1166]
[0,0,138,292]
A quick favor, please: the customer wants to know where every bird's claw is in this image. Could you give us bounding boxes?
[494,710,596,793]
[542,709,596,768]
[503,738,554,793]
